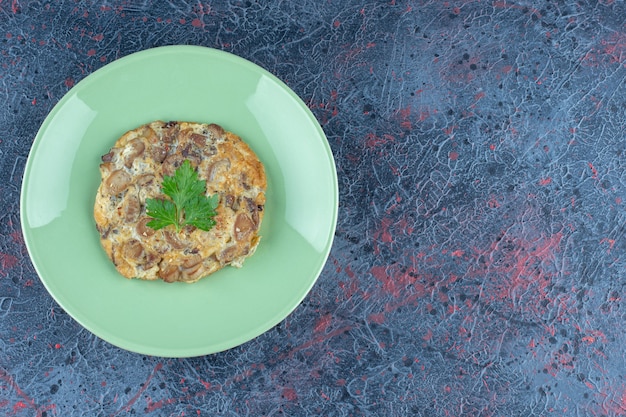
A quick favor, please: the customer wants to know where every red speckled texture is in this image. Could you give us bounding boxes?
[2,1,626,416]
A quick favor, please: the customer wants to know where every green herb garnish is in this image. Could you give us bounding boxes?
[145,160,219,232]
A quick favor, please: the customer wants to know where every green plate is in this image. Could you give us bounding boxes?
[20,46,338,357]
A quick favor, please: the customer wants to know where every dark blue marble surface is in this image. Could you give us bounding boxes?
[2,1,626,416]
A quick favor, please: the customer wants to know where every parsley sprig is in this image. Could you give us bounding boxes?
[145,160,219,232]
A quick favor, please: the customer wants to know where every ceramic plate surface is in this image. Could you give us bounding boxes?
[20,46,338,357]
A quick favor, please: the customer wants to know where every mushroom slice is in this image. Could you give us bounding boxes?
[162,153,196,176]
[191,133,207,147]
[122,239,145,263]
[216,245,237,264]
[164,230,188,250]
[206,123,225,139]
[159,263,180,283]
[234,213,256,241]
[105,170,131,195]
[136,217,156,238]
[101,150,117,163]
[150,145,168,163]
[181,256,205,281]
[143,253,161,270]
[223,194,236,209]
[122,192,141,223]
[123,138,145,168]
[207,158,231,182]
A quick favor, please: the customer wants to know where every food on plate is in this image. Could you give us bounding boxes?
[94,121,266,283]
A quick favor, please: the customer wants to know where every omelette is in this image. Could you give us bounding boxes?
[94,121,266,283]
